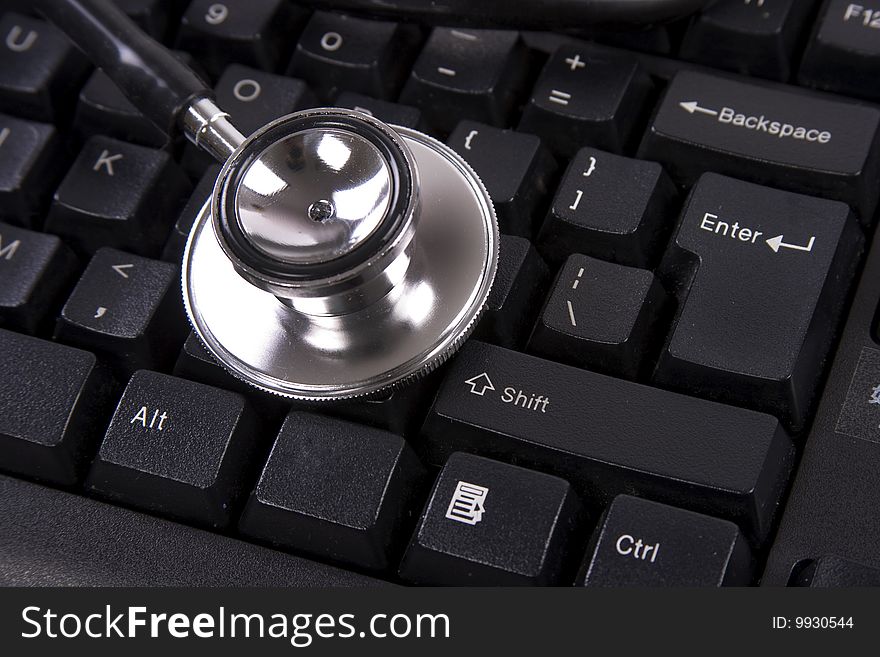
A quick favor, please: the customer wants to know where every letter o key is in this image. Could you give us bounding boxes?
[233,79,261,102]
[320,31,343,52]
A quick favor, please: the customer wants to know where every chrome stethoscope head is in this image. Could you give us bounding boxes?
[32,1,499,402]
[183,107,498,400]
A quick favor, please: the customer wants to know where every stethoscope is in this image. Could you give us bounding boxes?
[35,0,708,400]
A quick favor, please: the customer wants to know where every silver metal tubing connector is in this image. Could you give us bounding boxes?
[181,96,247,163]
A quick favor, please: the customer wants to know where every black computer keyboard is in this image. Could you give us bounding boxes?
[1,0,879,587]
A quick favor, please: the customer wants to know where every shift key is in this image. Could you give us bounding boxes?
[421,341,794,543]
[638,70,880,223]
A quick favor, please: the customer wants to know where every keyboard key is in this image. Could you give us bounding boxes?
[55,248,187,374]
[174,330,440,436]
[422,341,794,543]
[288,12,422,101]
[399,452,583,585]
[214,64,316,136]
[46,136,191,257]
[176,0,307,77]
[831,337,880,444]
[173,330,292,420]
[400,28,530,133]
[655,174,862,431]
[86,370,258,528]
[0,13,91,122]
[0,474,385,586]
[538,147,676,267]
[336,92,423,130]
[161,166,218,263]
[447,121,556,236]
[797,555,880,587]
[529,255,668,380]
[325,377,443,438]
[638,70,880,222]
[519,46,652,156]
[0,113,66,228]
[0,330,112,485]
[182,65,315,176]
[680,0,815,81]
[800,0,880,102]
[74,58,190,147]
[240,412,425,570]
[113,0,173,39]
[584,24,679,56]
[0,222,76,334]
[473,235,549,349]
[578,495,752,586]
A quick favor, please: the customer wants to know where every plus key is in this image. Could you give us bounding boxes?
[519,45,652,155]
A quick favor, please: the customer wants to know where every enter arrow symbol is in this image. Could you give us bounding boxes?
[464,372,495,396]
[765,235,816,253]
[112,263,133,278]
[679,101,719,117]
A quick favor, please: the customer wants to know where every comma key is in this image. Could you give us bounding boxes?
[654,174,862,432]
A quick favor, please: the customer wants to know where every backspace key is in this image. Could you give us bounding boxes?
[638,70,880,223]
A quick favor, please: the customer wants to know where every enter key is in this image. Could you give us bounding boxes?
[655,173,863,432]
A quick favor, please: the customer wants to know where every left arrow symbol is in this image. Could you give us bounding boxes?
[679,100,719,116]
[765,234,815,253]
[112,263,133,278]
[465,372,495,396]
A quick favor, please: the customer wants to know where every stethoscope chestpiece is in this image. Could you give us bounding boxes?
[182,108,498,400]
[212,111,419,316]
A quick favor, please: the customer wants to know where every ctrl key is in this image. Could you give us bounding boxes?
[579,495,752,587]
[399,452,584,585]
[86,370,258,528]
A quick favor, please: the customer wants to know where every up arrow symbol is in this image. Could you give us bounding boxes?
[464,372,495,396]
